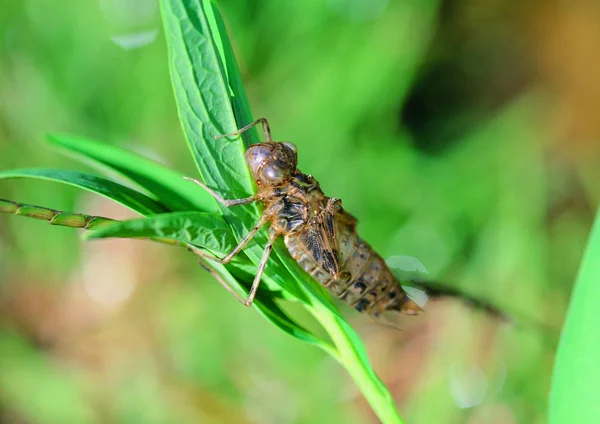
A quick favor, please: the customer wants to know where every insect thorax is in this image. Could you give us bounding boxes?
[258,169,418,316]
[261,173,322,235]
[267,195,309,234]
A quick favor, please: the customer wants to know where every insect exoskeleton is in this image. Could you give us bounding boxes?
[185,118,421,317]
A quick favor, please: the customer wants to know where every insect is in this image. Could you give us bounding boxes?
[185,118,423,317]
[0,119,503,321]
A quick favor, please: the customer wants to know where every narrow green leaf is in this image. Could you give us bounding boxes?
[160,0,255,200]
[161,0,346,312]
[0,169,167,216]
[86,212,332,349]
[160,2,403,422]
[160,0,310,302]
[47,133,217,213]
[253,294,338,356]
[215,261,337,355]
[204,0,258,146]
[85,211,235,256]
[549,209,600,424]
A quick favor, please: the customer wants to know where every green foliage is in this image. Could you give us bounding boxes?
[85,212,237,256]
[47,134,217,212]
[549,209,600,423]
[162,1,404,421]
[83,210,336,352]
[0,168,167,215]
[1,1,406,421]
[0,0,595,423]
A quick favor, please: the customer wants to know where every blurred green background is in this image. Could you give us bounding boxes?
[1,0,599,423]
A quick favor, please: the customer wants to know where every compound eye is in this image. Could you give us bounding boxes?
[262,164,286,184]
[246,145,272,173]
[282,142,297,154]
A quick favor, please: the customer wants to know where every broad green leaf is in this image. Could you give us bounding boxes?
[47,133,217,213]
[0,169,167,216]
[161,0,345,319]
[83,209,305,300]
[549,209,600,424]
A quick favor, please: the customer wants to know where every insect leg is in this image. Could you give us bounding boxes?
[242,231,278,306]
[194,230,277,307]
[183,177,257,207]
[197,259,254,305]
[214,118,272,142]
[187,214,270,265]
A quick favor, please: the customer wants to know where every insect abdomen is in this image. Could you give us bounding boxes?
[285,231,420,316]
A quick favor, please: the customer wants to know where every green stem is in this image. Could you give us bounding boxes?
[0,198,190,250]
[0,198,115,230]
[309,302,405,424]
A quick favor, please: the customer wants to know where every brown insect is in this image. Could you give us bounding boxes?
[185,118,423,317]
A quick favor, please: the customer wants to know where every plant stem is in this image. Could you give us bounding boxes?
[309,302,405,424]
[0,198,193,251]
[0,198,114,230]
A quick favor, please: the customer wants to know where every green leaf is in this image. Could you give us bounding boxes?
[47,133,217,213]
[160,1,405,422]
[86,212,334,352]
[252,293,338,356]
[85,211,235,256]
[160,0,255,201]
[204,1,258,146]
[549,209,600,424]
[160,0,310,302]
[0,169,167,216]
[161,0,346,320]
[214,261,337,355]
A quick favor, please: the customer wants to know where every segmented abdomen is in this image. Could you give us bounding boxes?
[285,218,420,316]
